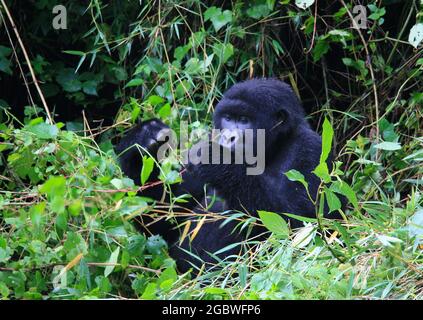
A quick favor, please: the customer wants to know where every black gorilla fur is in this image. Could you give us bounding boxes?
[115,78,339,273]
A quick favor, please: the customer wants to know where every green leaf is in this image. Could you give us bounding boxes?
[39,176,66,197]
[174,45,190,61]
[30,202,46,229]
[55,212,68,232]
[68,200,82,217]
[125,78,144,88]
[313,37,330,62]
[51,196,65,214]
[213,43,234,63]
[246,0,275,19]
[320,118,334,164]
[62,50,86,56]
[0,282,10,298]
[158,267,177,288]
[82,80,98,96]
[158,103,171,119]
[146,235,167,255]
[141,156,155,185]
[204,287,229,295]
[330,181,358,211]
[104,247,120,277]
[324,187,342,213]
[56,68,82,93]
[0,45,12,75]
[141,282,157,299]
[285,169,309,190]
[258,211,289,238]
[204,7,232,32]
[374,141,402,151]
[313,162,331,183]
[0,45,12,56]
[27,122,59,140]
[313,118,333,182]
[147,95,165,106]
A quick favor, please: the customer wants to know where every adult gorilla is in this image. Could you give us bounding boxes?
[116,78,339,272]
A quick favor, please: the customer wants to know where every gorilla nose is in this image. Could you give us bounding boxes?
[219,129,241,149]
[156,128,171,142]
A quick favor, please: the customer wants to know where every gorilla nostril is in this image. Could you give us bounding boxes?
[157,129,171,141]
[148,138,158,148]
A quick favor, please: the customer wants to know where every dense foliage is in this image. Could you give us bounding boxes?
[0,0,422,299]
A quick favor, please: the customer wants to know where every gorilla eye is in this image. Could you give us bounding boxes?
[239,116,249,124]
[223,113,232,121]
[276,110,286,122]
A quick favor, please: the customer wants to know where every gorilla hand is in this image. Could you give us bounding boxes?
[115,119,171,185]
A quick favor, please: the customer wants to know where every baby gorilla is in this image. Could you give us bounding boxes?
[116,78,339,273]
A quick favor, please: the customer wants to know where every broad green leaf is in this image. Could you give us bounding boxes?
[55,212,68,231]
[141,156,155,185]
[125,78,144,88]
[27,123,59,140]
[313,162,331,183]
[313,37,330,62]
[68,200,82,217]
[51,196,65,214]
[147,95,165,106]
[330,181,358,210]
[285,169,309,190]
[39,176,66,197]
[104,247,120,277]
[185,57,202,74]
[56,68,82,93]
[403,150,423,162]
[141,282,157,299]
[324,187,342,213]
[246,0,275,19]
[258,211,289,238]
[158,103,171,119]
[82,80,98,96]
[0,45,12,56]
[213,43,234,63]
[174,45,190,61]
[204,7,232,32]
[146,235,167,255]
[158,267,177,288]
[374,141,402,151]
[110,178,124,189]
[30,202,46,229]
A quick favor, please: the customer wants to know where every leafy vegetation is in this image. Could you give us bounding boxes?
[0,0,422,299]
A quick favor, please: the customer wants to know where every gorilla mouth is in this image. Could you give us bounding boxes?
[218,129,242,149]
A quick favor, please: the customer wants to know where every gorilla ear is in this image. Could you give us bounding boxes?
[276,110,288,123]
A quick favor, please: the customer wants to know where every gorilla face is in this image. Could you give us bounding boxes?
[213,78,306,154]
[217,112,253,150]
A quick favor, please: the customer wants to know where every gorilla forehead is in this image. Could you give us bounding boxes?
[215,78,304,116]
